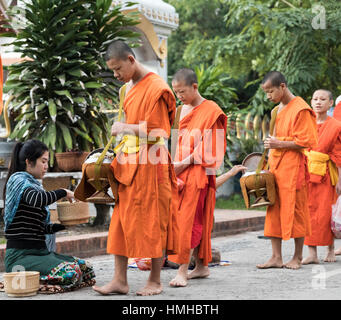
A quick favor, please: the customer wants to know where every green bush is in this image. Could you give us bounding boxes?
[2,0,139,166]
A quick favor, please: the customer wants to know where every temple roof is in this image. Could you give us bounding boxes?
[112,0,178,29]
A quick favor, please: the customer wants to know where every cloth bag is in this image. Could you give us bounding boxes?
[331,195,341,239]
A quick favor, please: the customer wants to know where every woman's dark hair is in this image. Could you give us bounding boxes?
[3,139,49,201]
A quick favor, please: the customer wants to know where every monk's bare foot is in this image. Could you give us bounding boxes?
[136,281,163,296]
[284,258,302,270]
[256,257,283,269]
[169,273,188,287]
[302,256,319,265]
[187,266,210,280]
[324,251,336,263]
[335,247,341,255]
[92,280,129,295]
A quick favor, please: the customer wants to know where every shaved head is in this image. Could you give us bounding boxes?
[172,68,198,86]
[105,40,135,61]
[261,71,287,87]
[313,89,333,101]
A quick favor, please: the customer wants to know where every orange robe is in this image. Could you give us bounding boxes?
[0,55,3,115]
[107,72,179,258]
[304,117,341,246]
[168,100,227,266]
[264,97,317,240]
[333,101,341,121]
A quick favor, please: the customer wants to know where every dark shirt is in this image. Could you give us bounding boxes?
[5,187,67,249]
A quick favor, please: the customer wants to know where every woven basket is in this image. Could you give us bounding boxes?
[49,209,60,223]
[57,201,90,225]
[4,271,40,297]
[43,176,70,192]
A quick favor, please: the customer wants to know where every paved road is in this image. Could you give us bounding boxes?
[1,231,341,301]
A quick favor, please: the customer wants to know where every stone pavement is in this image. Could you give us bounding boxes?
[0,209,266,272]
[2,231,341,302]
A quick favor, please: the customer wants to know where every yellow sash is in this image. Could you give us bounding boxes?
[304,150,338,186]
[114,135,165,154]
[92,84,127,191]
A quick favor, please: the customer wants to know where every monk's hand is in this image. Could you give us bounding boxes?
[228,165,248,177]
[174,156,192,175]
[336,181,341,195]
[111,122,126,136]
[264,135,281,149]
[173,161,186,176]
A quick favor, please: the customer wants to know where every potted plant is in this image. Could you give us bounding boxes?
[2,0,139,169]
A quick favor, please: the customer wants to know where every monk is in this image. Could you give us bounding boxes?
[333,95,341,256]
[257,71,318,270]
[168,68,235,287]
[333,95,341,121]
[92,40,179,296]
[302,89,341,264]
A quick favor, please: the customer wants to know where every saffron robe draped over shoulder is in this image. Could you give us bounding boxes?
[264,97,318,240]
[304,117,341,246]
[107,72,179,258]
[168,100,227,266]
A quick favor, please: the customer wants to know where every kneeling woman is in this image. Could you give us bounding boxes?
[2,140,95,293]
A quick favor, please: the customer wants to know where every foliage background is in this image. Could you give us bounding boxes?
[165,0,341,116]
[2,0,139,166]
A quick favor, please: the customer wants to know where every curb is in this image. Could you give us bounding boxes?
[212,214,265,238]
[0,211,266,272]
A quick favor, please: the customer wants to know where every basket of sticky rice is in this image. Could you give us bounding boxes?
[239,152,276,209]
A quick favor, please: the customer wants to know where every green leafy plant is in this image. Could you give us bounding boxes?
[195,64,238,113]
[215,193,264,211]
[225,110,263,166]
[166,0,341,116]
[2,0,139,166]
[213,0,341,114]
[164,0,230,76]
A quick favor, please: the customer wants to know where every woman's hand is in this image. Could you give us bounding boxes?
[63,189,75,203]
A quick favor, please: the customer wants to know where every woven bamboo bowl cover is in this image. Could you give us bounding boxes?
[4,271,40,297]
[57,201,90,225]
